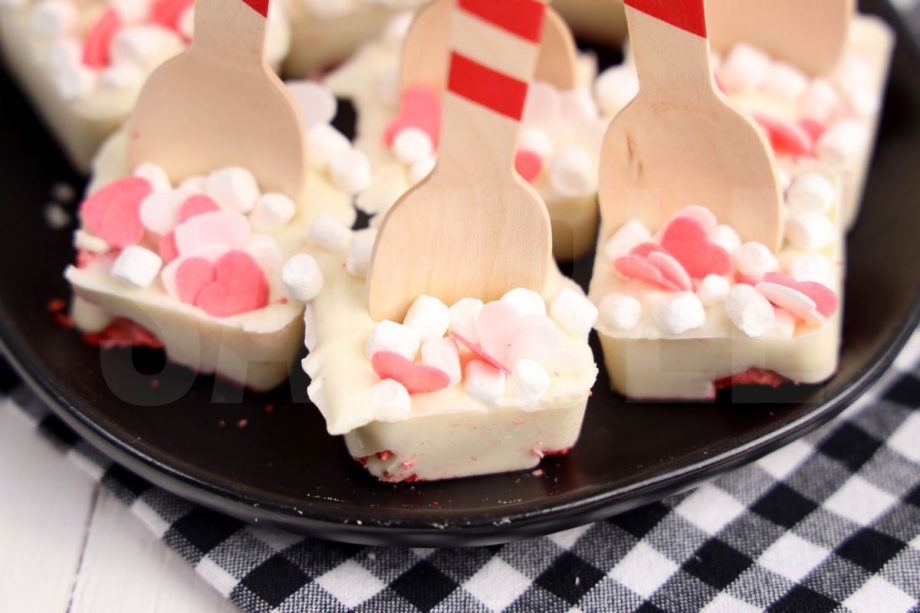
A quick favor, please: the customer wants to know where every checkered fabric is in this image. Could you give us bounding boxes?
[3,330,920,613]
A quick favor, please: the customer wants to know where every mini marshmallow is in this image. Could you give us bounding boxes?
[139,189,189,235]
[329,149,372,195]
[837,55,873,93]
[559,90,598,123]
[53,62,96,101]
[674,205,718,232]
[421,337,462,385]
[110,245,163,288]
[518,127,553,158]
[816,120,868,163]
[501,288,546,318]
[709,224,742,254]
[522,82,561,127]
[696,274,731,306]
[133,163,171,193]
[786,173,835,214]
[73,229,110,253]
[733,242,779,281]
[726,284,775,338]
[306,124,351,171]
[408,157,436,185]
[403,295,450,342]
[799,79,840,123]
[603,219,651,260]
[309,215,352,253]
[717,42,771,93]
[548,148,595,199]
[43,38,80,68]
[71,296,114,333]
[771,307,797,338]
[550,287,598,338]
[109,0,149,23]
[109,25,184,71]
[777,167,792,192]
[366,320,421,361]
[370,379,411,421]
[281,253,323,302]
[849,88,881,117]
[100,63,144,90]
[594,65,639,116]
[286,80,337,128]
[250,193,296,232]
[785,212,835,252]
[464,361,506,405]
[206,167,260,213]
[178,175,207,193]
[789,254,834,287]
[346,228,376,278]
[245,234,283,275]
[510,359,550,405]
[392,127,434,165]
[654,291,705,336]
[29,0,77,37]
[761,62,808,104]
[598,293,641,331]
[448,298,483,343]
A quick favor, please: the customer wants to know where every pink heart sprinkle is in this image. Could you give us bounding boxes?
[384,86,442,148]
[79,176,151,249]
[754,113,814,158]
[660,216,732,280]
[175,257,215,305]
[177,194,221,224]
[477,302,524,366]
[514,150,542,183]
[614,255,681,291]
[372,351,450,395]
[150,0,193,31]
[194,250,269,317]
[159,231,179,263]
[449,330,511,373]
[647,251,692,291]
[756,282,825,325]
[763,272,838,318]
[82,8,121,68]
[629,242,668,258]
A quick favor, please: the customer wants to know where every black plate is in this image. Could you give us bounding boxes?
[2,0,919,548]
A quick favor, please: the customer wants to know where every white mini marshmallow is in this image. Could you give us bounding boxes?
[133,162,171,192]
[206,166,260,213]
[790,253,834,287]
[392,127,434,165]
[518,127,553,158]
[53,62,96,101]
[73,229,110,253]
[786,173,835,215]
[250,193,296,232]
[245,234,283,275]
[408,156,436,185]
[44,38,80,68]
[421,337,462,385]
[799,79,840,124]
[837,55,872,93]
[281,254,323,302]
[366,320,421,361]
[510,359,550,405]
[559,89,598,123]
[403,295,450,342]
[110,0,149,23]
[100,63,144,90]
[29,0,77,37]
[849,88,881,117]
[603,219,651,259]
[733,242,779,281]
[548,147,595,199]
[522,82,561,127]
[777,167,792,192]
[785,212,835,252]
[109,25,183,71]
[139,189,190,235]
[329,148,372,195]
[817,120,868,164]
[286,80,337,128]
[71,296,114,333]
[761,62,808,104]
[370,379,411,421]
[726,284,775,338]
[110,246,162,288]
[717,42,771,93]
[345,228,376,278]
[464,361,506,405]
[654,291,705,336]
[178,175,207,193]
[448,298,483,342]
[708,224,742,254]
[308,215,352,253]
[598,293,641,331]
[501,288,546,318]
[594,65,639,116]
[550,287,598,338]
[306,124,351,171]
[696,274,731,306]
[771,307,797,338]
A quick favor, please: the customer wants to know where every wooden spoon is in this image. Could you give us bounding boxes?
[126,0,307,201]
[399,0,579,94]
[368,0,553,322]
[707,0,854,76]
[598,0,783,250]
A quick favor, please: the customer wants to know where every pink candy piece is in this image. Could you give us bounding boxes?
[763,272,838,318]
[174,211,249,256]
[384,86,442,149]
[647,251,692,291]
[449,330,511,374]
[630,242,667,258]
[614,255,681,291]
[151,0,193,31]
[755,282,824,326]
[82,8,121,68]
[159,231,178,263]
[477,301,525,365]
[177,194,221,224]
[372,351,451,395]
[194,250,269,317]
[514,150,542,183]
[660,216,732,280]
[754,113,814,158]
[80,176,151,249]
[175,257,215,304]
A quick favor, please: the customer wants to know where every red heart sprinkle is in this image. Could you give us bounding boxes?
[194,250,269,317]
[660,216,732,280]
[514,150,542,182]
[614,255,681,291]
[372,351,451,395]
[763,272,838,318]
[754,113,814,158]
[177,194,221,224]
[82,8,122,68]
[647,251,692,291]
[80,176,151,248]
[175,257,215,305]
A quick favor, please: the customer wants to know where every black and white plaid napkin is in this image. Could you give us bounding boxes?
[3,328,920,613]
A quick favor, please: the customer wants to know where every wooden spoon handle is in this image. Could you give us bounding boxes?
[189,0,270,68]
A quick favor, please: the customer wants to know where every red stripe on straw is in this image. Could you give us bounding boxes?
[624,0,707,38]
[241,0,269,18]
[458,0,546,43]
[447,52,529,121]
